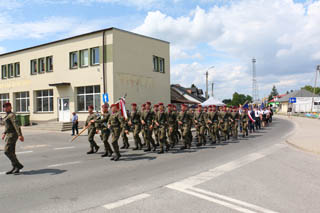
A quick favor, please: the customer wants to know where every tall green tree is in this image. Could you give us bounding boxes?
[268,85,279,101]
[228,92,253,106]
[301,85,320,94]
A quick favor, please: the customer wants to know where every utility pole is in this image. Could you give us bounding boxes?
[211,82,214,97]
[252,58,258,102]
[311,65,320,112]
[205,66,214,99]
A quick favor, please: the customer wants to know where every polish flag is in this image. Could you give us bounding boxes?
[248,111,255,123]
[118,97,127,119]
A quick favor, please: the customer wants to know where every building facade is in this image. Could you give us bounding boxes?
[0,28,170,122]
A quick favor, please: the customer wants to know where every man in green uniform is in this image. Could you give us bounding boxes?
[85,105,100,154]
[167,104,177,148]
[207,105,220,144]
[2,103,24,175]
[128,103,142,150]
[219,106,229,141]
[230,106,240,140]
[153,104,160,147]
[93,104,113,157]
[120,114,130,149]
[141,102,156,152]
[193,105,206,146]
[140,104,146,147]
[154,103,169,154]
[108,104,125,161]
[178,104,193,149]
[172,105,181,144]
[240,107,249,138]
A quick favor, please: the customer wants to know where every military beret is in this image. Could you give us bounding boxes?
[131,103,137,106]
[88,105,94,109]
[181,104,187,107]
[173,105,177,108]
[158,102,164,106]
[146,101,151,105]
[212,105,216,107]
[167,104,172,107]
[102,103,109,108]
[198,104,202,107]
[111,104,119,108]
[142,104,146,107]
[3,102,11,108]
[154,104,159,108]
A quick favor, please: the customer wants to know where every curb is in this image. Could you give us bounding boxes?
[285,139,320,156]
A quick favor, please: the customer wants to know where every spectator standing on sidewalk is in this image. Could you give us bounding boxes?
[71,112,79,136]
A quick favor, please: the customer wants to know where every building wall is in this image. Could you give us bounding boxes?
[112,29,170,109]
[0,32,110,121]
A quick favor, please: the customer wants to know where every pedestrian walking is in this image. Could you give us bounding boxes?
[71,112,79,136]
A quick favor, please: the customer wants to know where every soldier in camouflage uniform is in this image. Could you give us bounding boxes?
[206,105,220,144]
[177,104,193,149]
[94,104,113,157]
[172,105,181,144]
[120,115,130,149]
[193,105,206,146]
[85,105,100,154]
[230,106,240,140]
[141,104,146,147]
[1,103,24,175]
[141,102,156,152]
[240,108,249,138]
[167,104,178,148]
[128,103,143,150]
[108,104,125,161]
[154,103,169,154]
[153,104,160,147]
[219,106,229,141]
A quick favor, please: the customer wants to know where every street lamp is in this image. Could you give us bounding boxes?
[205,66,215,99]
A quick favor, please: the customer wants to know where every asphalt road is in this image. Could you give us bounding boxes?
[1,117,320,213]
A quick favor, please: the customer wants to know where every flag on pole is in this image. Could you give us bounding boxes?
[116,96,128,119]
[248,110,255,123]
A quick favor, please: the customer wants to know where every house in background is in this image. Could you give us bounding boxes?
[278,89,320,113]
[171,84,206,106]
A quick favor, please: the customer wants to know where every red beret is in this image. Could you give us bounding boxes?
[158,102,164,106]
[102,103,109,108]
[198,105,202,107]
[154,104,159,108]
[173,105,176,108]
[88,105,94,109]
[212,105,216,107]
[167,104,172,107]
[146,102,151,105]
[131,103,137,106]
[3,102,11,108]
[142,104,146,107]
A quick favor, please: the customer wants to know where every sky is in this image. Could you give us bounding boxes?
[0,0,320,100]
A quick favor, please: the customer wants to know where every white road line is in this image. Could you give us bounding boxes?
[54,146,75,150]
[103,193,151,210]
[167,144,286,190]
[0,172,6,175]
[175,188,257,213]
[48,161,81,168]
[16,151,33,155]
[190,187,279,213]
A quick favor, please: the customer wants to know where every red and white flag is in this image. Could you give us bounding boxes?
[117,97,127,119]
[248,111,255,123]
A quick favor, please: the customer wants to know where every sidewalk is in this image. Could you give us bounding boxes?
[276,114,320,155]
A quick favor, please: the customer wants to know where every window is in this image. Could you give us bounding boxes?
[153,56,165,73]
[15,92,29,112]
[46,56,53,72]
[80,49,89,67]
[14,63,20,77]
[159,58,165,73]
[77,85,100,112]
[8,64,14,78]
[70,52,78,68]
[1,65,7,79]
[31,59,37,75]
[38,58,45,73]
[0,94,9,112]
[36,89,54,112]
[91,47,100,65]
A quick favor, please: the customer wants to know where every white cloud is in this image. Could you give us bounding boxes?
[135,0,320,98]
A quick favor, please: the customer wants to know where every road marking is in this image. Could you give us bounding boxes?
[16,151,33,155]
[167,144,286,190]
[48,161,81,168]
[173,187,257,213]
[0,172,6,175]
[103,193,151,210]
[22,144,49,149]
[54,146,75,150]
[190,187,279,213]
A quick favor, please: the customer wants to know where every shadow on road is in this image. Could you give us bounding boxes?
[21,169,67,175]
[121,153,157,161]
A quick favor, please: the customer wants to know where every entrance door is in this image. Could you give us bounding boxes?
[58,98,70,122]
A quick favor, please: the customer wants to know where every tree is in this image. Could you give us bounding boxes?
[226,92,253,106]
[268,85,279,101]
[222,99,232,105]
[301,85,320,94]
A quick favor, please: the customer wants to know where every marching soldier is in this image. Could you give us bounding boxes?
[141,104,146,147]
[240,107,249,138]
[194,105,206,146]
[120,115,130,149]
[218,106,229,141]
[230,106,240,140]
[177,104,193,149]
[1,103,24,175]
[141,102,156,152]
[154,103,169,154]
[207,105,220,144]
[172,105,181,143]
[128,103,143,150]
[167,104,177,148]
[153,104,160,147]
[93,104,113,157]
[108,104,125,161]
[85,105,100,154]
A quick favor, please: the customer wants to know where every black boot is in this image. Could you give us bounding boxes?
[87,150,94,154]
[158,149,164,154]
[94,145,100,153]
[133,147,139,150]
[6,167,15,175]
[13,165,23,175]
[101,152,108,157]
[120,145,126,149]
[180,146,186,150]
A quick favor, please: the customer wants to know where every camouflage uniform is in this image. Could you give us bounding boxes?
[155,110,169,153]
[167,110,178,148]
[129,110,142,150]
[194,111,206,146]
[95,112,113,157]
[240,111,249,137]
[178,110,193,149]
[141,109,156,151]
[207,110,220,143]
[85,113,99,153]
[230,111,240,139]
[108,111,124,160]
[218,111,229,141]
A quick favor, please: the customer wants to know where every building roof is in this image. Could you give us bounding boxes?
[171,87,198,104]
[278,89,319,102]
[171,84,206,103]
[0,27,169,57]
